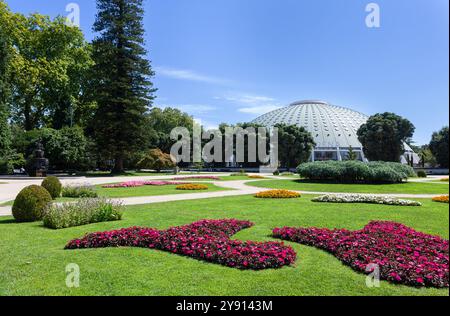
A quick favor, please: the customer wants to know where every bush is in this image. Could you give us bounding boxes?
[297,161,415,183]
[65,219,297,270]
[0,158,13,174]
[440,178,449,182]
[12,185,52,222]
[312,194,422,206]
[137,148,175,172]
[273,221,449,288]
[176,184,209,190]
[62,184,98,198]
[43,198,123,229]
[231,173,248,176]
[41,176,62,199]
[255,190,301,199]
[273,170,280,176]
[417,170,427,178]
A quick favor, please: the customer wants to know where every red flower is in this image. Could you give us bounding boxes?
[66,219,296,270]
[273,221,449,288]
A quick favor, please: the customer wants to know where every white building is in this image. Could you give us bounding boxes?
[251,100,419,163]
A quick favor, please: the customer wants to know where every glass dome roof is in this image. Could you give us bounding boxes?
[251,100,368,149]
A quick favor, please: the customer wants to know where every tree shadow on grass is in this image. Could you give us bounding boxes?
[292,179,399,186]
[0,218,17,224]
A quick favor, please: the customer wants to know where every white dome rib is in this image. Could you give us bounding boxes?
[251,100,367,149]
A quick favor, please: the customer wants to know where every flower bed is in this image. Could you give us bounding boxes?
[173,176,220,180]
[312,194,422,206]
[66,219,296,270]
[432,195,449,203]
[62,184,98,198]
[255,190,301,199]
[273,221,449,288]
[43,198,123,229]
[102,181,188,188]
[248,175,266,179]
[176,184,209,190]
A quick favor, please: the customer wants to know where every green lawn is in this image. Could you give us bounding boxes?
[94,183,228,198]
[1,184,228,206]
[248,179,450,195]
[0,195,448,296]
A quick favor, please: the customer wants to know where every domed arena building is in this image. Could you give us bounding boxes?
[251,100,418,163]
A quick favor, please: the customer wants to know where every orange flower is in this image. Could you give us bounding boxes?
[432,195,449,203]
[248,175,266,179]
[255,189,301,199]
[176,184,209,191]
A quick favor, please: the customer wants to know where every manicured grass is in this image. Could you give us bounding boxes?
[248,179,450,195]
[1,184,228,206]
[0,195,448,296]
[94,183,228,198]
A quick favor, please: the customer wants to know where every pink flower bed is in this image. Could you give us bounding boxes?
[102,181,189,188]
[173,176,220,180]
[66,219,296,270]
[273,221,449,288]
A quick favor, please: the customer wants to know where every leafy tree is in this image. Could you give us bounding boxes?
[146,107,193,153]
[91,0,156,173]
[357,112,415,162]
[4,10,93,130]
[275,124,315,169]
[429,127,449,168]
[137,149,175,172]
[0,1,11,158]
[12,127,93,171]
[0,3,12,173]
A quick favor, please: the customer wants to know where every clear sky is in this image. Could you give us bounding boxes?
[6,0,449,145]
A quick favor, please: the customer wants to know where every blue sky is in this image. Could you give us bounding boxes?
[7,0,449,145]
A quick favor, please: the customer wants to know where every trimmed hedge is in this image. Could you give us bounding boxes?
[297,161,415,183]
[12,185,52,222]
[41,176,62,199]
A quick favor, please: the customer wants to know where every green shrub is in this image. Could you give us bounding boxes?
[43,198,123,229]
[417,170,427,178]
[41,176,62,199]
[297,161,414,184]
[273,170,280,176]
[0,159,13,175]
[12,185,52,222]
[62,184,98,198]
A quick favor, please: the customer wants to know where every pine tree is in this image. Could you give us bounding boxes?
[92,0,156,173]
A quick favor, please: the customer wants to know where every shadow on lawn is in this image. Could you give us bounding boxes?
[292,179,403,186]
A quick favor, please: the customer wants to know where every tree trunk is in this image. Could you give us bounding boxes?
[112,156,124,173]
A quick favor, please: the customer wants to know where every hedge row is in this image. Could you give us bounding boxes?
[297,161,415,183]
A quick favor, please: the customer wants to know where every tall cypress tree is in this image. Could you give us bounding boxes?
[92,0,156,172]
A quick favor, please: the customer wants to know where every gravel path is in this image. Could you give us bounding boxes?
[0,174,448,217]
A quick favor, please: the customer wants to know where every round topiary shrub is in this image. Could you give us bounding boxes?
[12,185,52,222]
[41,176,62,199]
[417,170,427,178]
